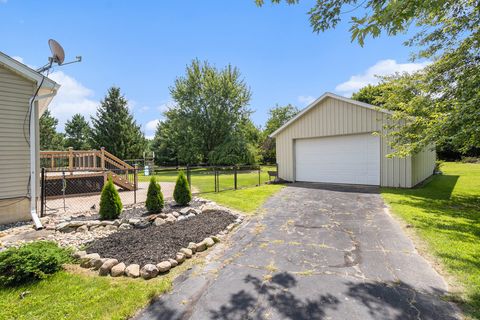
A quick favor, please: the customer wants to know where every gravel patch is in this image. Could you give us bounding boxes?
[86,211,236,266]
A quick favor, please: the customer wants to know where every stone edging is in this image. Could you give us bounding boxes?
[71,204,243,279]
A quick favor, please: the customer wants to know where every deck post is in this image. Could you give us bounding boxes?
[68,147,73,175]
[93,150,97,168]
[100,147,105,169]
[50,155,54,169]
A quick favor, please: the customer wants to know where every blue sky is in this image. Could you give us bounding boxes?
[0,0,427,138]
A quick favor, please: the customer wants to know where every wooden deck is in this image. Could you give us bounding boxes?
[40,148,137,194]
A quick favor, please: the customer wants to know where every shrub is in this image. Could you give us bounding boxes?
[99,177,123,220]
[146,176,164,213]
[173,171,192,205]
[0,241,73,286]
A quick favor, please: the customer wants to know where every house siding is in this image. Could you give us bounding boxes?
[275,96,429,188]
[0,64,35,223]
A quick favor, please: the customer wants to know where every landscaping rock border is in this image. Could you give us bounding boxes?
[73,201,244,280]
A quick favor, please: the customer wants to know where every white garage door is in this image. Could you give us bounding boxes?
[295,133,380,185]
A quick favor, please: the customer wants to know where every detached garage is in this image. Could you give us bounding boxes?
[270,93,435,188]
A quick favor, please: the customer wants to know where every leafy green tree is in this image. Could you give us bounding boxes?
[145,176,164,213]
[99,178,122,220]
[152,108,202,166]
[351,84,390,107]
[261,104,299,163]
[156,59,256,165]
[39,110,64,150]
[90,87,146,159]
[64,114,92,150]
[173,171,191,206]
[258,0,480,156]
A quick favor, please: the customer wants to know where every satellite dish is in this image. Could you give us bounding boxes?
[36,39,81,73]
[48,39,65,65]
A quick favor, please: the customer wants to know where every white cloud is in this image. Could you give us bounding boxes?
[47,71,99,132]
[298,95,315,106]
[335,59,430,97]
[143,119,160,139]
[157,101,174,113]
[145,119,159,132]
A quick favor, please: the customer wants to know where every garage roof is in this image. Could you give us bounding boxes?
[269,92,392,138]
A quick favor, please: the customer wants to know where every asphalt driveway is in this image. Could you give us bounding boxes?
[134,184,459,320]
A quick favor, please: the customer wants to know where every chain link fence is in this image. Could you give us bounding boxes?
[40,165,277,217]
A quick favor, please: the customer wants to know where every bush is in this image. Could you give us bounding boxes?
[99,177,123,220]
[173,171,192,206]
[0,241,73,286]
[146,176,164,213]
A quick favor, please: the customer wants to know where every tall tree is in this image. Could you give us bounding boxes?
[90,87,146,159]
[155,59,257,165]
[261,104,299,163]
[39,110,64,150]
[64,114,92,150]
[257,0,480,156]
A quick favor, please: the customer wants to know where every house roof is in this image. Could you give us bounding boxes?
[269,92,392,138]
[0,51,60,115]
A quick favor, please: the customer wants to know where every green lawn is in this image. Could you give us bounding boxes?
[0,262,194,320]
[381,162,480,319]
[201,184,284,213]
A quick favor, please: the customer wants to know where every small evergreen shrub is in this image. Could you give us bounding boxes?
[146,176,164,213]
[0,241,73,286]
[173,171,192,206]
[99,178,123,220]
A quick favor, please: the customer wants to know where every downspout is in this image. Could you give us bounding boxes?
[29,95,43,230]
[29,89,56,230]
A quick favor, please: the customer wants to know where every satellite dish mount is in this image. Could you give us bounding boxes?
[36,39,82,73]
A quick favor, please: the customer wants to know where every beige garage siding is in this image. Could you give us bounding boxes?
[411,144,436,186]
[275,96,414,187]
[0,65,35,200]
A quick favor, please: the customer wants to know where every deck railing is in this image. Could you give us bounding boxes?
[40,147,134,172]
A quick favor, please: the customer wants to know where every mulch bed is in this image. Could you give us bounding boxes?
[85,210,236,266]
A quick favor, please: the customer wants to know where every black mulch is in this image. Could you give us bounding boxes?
[85,211,236,266]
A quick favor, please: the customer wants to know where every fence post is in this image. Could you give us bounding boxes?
[186,164,191,188]
[276,163,279,182]
[234,166,237,190]
[214,168,218,192]
[134,165,138,204]
[40,168,45,217]
[68,147,73,174]
[258,165,261,186]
